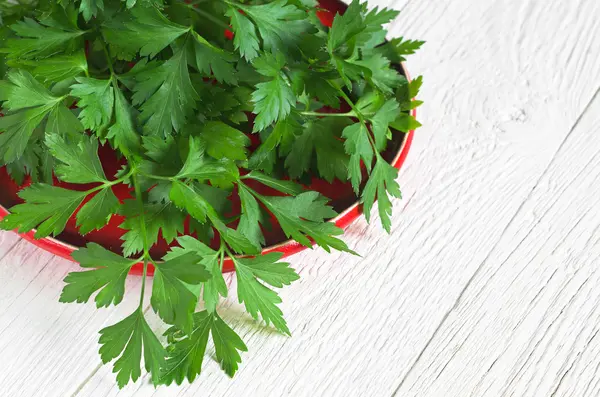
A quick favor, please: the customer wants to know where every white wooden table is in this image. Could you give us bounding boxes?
[2,0,600,396]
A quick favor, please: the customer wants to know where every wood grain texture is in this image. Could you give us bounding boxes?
[1,0,600,396]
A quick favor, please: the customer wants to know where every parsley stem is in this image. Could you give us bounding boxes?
[132,173,152,307]
[300,111,355,118]
[138,171,174,182]
[83,167,135,197]
[219,244,226,272]
[139,257,149,309]
[184,4,231,31]
[333,84,379,151]
[99,35,116,77]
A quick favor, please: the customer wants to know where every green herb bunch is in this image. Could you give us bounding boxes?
[0,0,423,388]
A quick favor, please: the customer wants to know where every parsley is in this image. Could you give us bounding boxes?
[0,0,422,388]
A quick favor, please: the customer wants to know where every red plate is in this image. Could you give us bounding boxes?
[0,0,416,273]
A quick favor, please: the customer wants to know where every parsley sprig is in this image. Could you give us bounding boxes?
[0,0,422,387]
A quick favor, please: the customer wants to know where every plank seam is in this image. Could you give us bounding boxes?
[391,84,600,397]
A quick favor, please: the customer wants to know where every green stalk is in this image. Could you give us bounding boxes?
[132,173,152,309]
[82,167,136,197]
[333,83,379,151]
[184,4,231,31]
[300,111,356,118]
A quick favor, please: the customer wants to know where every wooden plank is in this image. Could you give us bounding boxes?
[69,0,600,396]
[0,231,20,260]
[394,89,600,397]
[0,239,153,397]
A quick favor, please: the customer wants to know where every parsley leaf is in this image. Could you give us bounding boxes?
[234,253,299,335]
[169,181,212,223]
[29,50,88,83]
[133,44,199,136]
[77,188,120,235]
[361,155,402,233]
[351,53,402,94]
[151,252,212,333]
[285,118,351,182]
[192,32,237,85]
[243,170,304,195]
[165,236,228,313]
[235,0,312,56]
[371,99,401,151]
[45,133,108,184]
[70,77,114,131]
[200,121,250,161]
[252,189,353,253]
[60,243,138,307]
[161,310,247,384]
[103,6,190,59]
[0,70,79,164]
[237,183,265,248]
[342,122,374,191]
[251,53,295,131]
[99,310,166,388]
[119,198,186,257]
[79,0,104,22]
[107,87,141,156]
[327,0,364,53]
[5,12,84,60]
[0,184,86,238]
[226,8,260,61]
[388,37,425,61]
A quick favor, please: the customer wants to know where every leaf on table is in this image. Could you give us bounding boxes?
[234,252,299,334]
[99,310,166,388]
[160,310,247,385]
[166,236,227,312]
[165,236,228,313]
